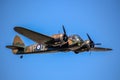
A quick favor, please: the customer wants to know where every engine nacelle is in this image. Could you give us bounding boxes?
[51,34,65,42]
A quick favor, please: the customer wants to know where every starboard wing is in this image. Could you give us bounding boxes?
[90,47,112,51]
[14,27,54,44]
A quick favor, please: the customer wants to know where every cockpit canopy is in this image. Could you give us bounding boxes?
[69,34,83,43]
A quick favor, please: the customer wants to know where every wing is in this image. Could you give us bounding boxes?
[90,47,112,51]
[14,27,54,44]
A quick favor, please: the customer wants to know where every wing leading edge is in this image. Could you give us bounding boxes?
[14,27,54,44]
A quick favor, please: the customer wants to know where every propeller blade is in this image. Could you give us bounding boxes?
[62,25,68,42]
[86,33,92,42]
[95,43,102,45]
[62,25,66,35]
[90,51,92,55]
[86,33,95,47]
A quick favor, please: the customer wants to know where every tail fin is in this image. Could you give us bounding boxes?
[13,35,25,47]
[6,35,25,54]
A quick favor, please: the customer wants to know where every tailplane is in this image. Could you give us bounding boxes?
[6,35,25,54]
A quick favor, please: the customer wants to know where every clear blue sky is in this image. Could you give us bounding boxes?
[0,0,120,80]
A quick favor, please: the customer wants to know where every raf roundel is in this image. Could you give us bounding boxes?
[37,44,41,50]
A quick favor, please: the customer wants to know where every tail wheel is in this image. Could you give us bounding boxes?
[20,55,23,59]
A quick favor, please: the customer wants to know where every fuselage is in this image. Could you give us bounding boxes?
[17,34,84,54]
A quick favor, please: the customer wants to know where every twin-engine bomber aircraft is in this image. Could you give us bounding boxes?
[6,26,112,58]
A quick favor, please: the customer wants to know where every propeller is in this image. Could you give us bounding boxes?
[62,25,68,42]
[86,33,101,48]
[86,33,101,55]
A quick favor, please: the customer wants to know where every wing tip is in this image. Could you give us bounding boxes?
[14,26,28,33]
[106,48,112,51]
[14,26,22,31]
